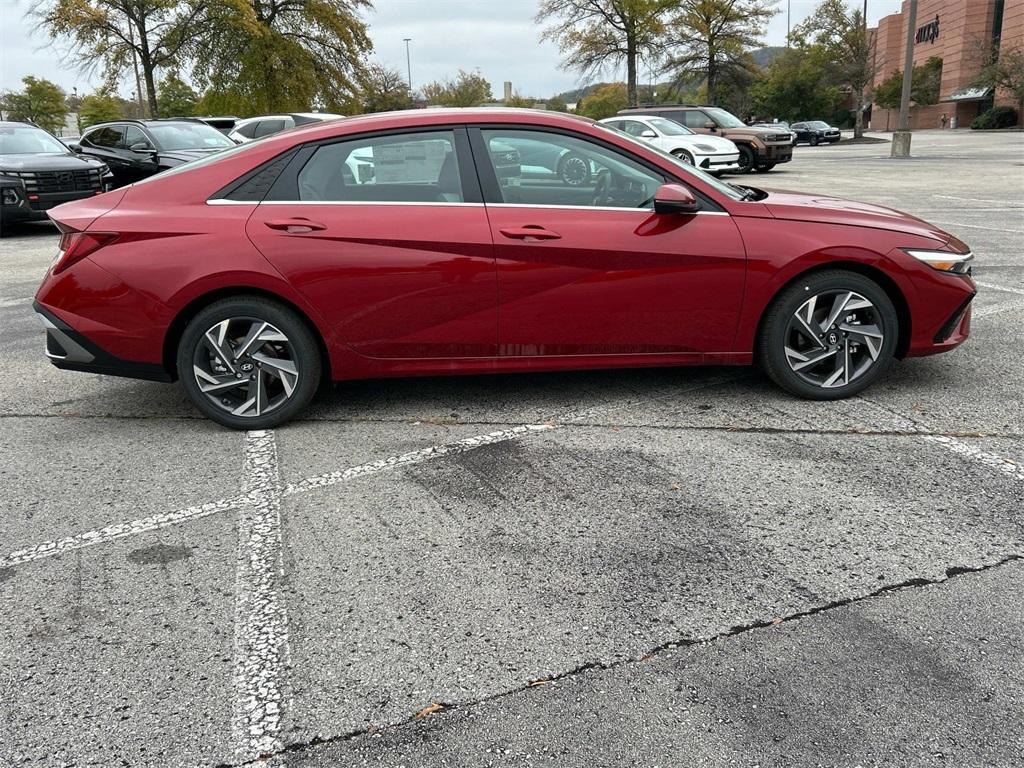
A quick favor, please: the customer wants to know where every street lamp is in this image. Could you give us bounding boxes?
[403,38,412,91]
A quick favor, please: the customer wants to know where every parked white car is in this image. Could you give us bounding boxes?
[228,112,344,143]
[599,114,741,175]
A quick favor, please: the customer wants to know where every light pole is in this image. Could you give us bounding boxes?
[403,38,412,92]
[891,0,918,157]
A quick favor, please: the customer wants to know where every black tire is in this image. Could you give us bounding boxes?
[558,152,590,186]
[177,296,322,429]
[736,144,755,173]
[758,270,898,400]
[671,148,695,165]
[754,162,777,172]
[810,135,820,146]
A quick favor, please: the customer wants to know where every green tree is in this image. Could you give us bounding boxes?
[156,72,198,117]
[875,57,943,111]
[576,82,628,118]
[194,0,372,114]
[750,46,841,122]
[666,0,777,105]
[537,0,675,108]
[421,70,493,107]
[36,0,206,118]
[973,41,1024,120]
[796,0,876,137]
[78,91,124,128]
[358,62,413,113]
[546,95,569,112]
[0,76,69,133]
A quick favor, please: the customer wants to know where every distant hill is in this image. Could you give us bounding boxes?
[751,46,787,69]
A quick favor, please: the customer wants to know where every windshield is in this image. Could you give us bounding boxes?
[648,117,693,136]
[148,122,235,151]
[809,121,831,129]
[704,108,746,129]
[0,125,69,155]
[595,123,746,202]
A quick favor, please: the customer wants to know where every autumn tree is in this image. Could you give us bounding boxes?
[358,62,413,113]
[0,76,69,133]
[78,91,124,128]
[194,0,372,114]
[750,46,841,122]
[796,0,876,138]
[973,41,1024,120]
[665,0,776,105]
[35,0,206,118]
[156,72,198,117]
[576,82,628,118]
[421,70,493,107]
[537,0,676,108]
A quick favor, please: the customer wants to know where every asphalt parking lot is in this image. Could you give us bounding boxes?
[2,129,1023,767]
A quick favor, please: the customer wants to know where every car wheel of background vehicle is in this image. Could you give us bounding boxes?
[736,145,755,173]
[671,148,694,165]
[754,163,777,172]
[558,152,590,186]
[177,296,321,429]
[810,135,820,146]
[758,269,898,400]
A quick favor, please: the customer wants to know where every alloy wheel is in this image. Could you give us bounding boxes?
[783,289,885,389]
[192,317,300,418]
[560,154,590,186]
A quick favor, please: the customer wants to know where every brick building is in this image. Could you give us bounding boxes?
[869,0,1024,130]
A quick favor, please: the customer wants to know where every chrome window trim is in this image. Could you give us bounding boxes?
[206,200,730,215]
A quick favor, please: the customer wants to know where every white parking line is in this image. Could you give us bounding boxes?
[934,220,1024,234]
[231,430,290,762]
[283,424,554,496]
[974,300,1024,318]
[922,435,1024,483]
[0,495,244,569]
[934,194,1024,206]
[975,281,1024,297]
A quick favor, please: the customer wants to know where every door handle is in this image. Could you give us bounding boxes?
[264,218,327,234]
[499,225,561,241]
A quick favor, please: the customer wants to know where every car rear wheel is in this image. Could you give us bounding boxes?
[736,145,755,173]
[671,148,694,165]
[758,270,898,400]
[177,297,321,429]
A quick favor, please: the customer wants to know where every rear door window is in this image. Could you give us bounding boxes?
[295,129,464,203]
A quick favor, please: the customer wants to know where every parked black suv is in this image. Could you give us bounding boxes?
[617,104,793,172]
[790,121,842,146]
[0,121,111,233]
[76,118,235,187]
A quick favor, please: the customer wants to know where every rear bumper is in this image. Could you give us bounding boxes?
[35,302,172,381]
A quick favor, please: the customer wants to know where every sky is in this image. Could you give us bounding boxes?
[0,0,904,99]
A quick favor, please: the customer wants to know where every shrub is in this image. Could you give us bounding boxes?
[971,105,1019,129]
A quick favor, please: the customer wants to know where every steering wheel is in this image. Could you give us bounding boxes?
[592,170,611,206]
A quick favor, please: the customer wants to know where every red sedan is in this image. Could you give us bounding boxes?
[35,109,975,429]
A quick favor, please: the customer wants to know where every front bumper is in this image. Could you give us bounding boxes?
[698,153,741,173]
[759,144,793,164]
[35,302,172,382]
[2,186,103,224]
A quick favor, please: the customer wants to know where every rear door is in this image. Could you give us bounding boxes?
[245,126,498,359]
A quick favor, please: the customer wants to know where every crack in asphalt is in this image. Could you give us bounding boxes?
[217,553,1023,767]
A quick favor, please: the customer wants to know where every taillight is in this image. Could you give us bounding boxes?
[53,231,119,275]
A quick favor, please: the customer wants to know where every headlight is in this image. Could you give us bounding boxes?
[694,144,716,152]
[97,164,110,175]
[904,248,974,274]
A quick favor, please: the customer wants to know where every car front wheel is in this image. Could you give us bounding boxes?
[177,297,322,429]
[758,270,898,400]
[736,145,755,173]
[671,148,694,165]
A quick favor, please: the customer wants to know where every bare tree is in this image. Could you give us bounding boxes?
[537,0,676,107]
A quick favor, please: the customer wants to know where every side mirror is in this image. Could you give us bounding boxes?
[653,183,699,215]
[640,129,657,139]
[704,121,717,131]
[129,141,154,153]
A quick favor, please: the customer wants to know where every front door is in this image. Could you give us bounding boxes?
[470,127,746,357]
[246,127,497,359]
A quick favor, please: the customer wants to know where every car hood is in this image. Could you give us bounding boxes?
[687,134,736,152]
[0,152,105,172]
[760,190,953,243]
